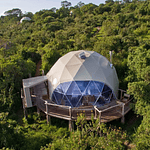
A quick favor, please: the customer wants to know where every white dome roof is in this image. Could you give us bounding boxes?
[20,17,31,23]
[46,50,119,97]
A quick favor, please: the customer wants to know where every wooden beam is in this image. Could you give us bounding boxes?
[21,88,27,119]
[121,103,125,124]
[37,107,40,114]
[99,111,102,124]
[69,107,73,131]
[47,112,71,120]
[45,101,49,124]
[69,120,72,131]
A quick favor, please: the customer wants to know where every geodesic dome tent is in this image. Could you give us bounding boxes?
[20,17,31,23]
[46,50,119,108]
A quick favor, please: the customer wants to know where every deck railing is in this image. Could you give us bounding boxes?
[45,101,72,121]
[22,88,134,127]
[118,89,127,100]
[94,103,122,124]
[44,100,128,124]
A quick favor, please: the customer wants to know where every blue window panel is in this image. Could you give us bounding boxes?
[54,84,63,94]
[94,81,104,92]
[75,101,82,107]
[52,81,115,108]
[102,90,112,99]
[94,95,99,101]
[53,91,64,105]
[102,84,111,93]
[61,81,72,94]
[66,81,81,95]
[52,93,58,104]
[85,81,100,95]
[76,81,89,93]
[75,96,83,107]
[66,94,82,107]
[63,95,72,106]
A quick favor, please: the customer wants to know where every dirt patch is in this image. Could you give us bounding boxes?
[35,60,42,76]
[125,113,141,130]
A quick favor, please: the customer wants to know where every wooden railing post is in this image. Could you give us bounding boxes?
[21,88,27,119]
[46,101,51,124]
[45,101,48,124]
[94,106,97,119]
[37,107,40,114]
[121,103,125,124]
[69,107,73,131]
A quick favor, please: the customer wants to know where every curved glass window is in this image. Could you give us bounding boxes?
[51,81,116,108]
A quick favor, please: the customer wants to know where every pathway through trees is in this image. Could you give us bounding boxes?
[35,60,42,76]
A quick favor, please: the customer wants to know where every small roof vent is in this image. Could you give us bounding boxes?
[79,52,86,59]
[110,63,113,68]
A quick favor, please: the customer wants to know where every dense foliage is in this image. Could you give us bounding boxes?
[0,0,150,149]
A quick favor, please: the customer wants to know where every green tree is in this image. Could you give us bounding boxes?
[127,44,150,115]
[61,1,72,8]
[4,8,22,17]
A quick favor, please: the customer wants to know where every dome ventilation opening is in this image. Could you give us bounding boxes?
[79,52,86,59]
[110,63,113,68]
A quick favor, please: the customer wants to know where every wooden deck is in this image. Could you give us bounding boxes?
[22,86,133,130]
[31,88,133,124]
[42,97,132,124]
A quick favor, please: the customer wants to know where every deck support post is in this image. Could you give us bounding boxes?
[120,90,123,100]
[21,88,27,119]
[99,111,102,125]
[37,107,40,114]
[69,120,73,131]
[23,108,27,119]
[23,106,27,119]
[121,103,125,124]
[47,115,51,125]
[95,107,97,119]
[69,107,73,131]
[72,121,74,130]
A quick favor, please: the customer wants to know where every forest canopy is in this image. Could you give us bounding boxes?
[0,0,150,149]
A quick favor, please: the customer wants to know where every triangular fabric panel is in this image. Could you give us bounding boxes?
[59,67,73,83]
[66,55,82,66]
[59,53,72,65]
[65,64,82,78]
[92,68,107,83]
[82,56,98,78]
[73,65,92,80]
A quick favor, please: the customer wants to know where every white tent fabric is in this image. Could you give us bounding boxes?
[23,76,47,107]
[23,76,47,88]
[20,17,31,23]
[46,50,119,98]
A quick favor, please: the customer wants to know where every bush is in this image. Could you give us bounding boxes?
[41,114,127,150]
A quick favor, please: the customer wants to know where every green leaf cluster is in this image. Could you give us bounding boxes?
[0,0,150,149]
